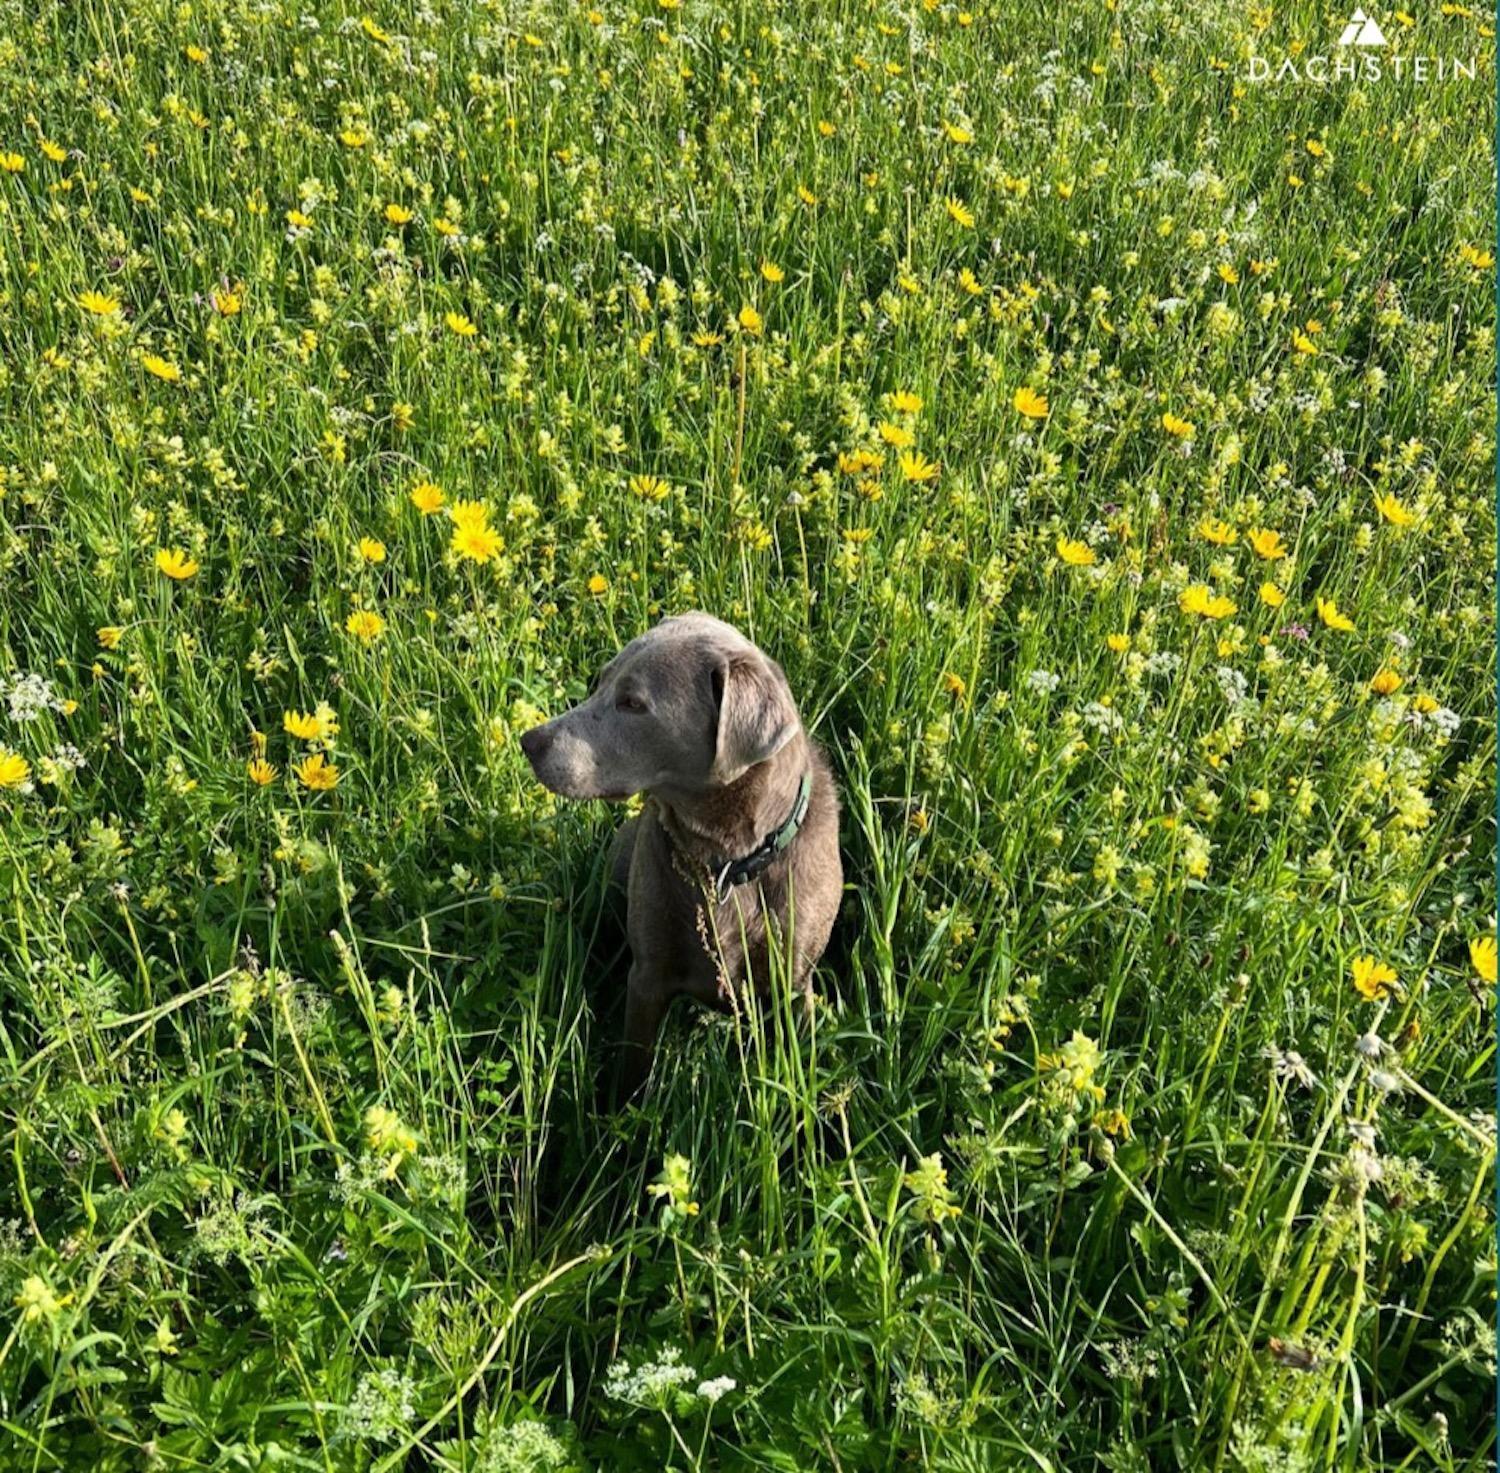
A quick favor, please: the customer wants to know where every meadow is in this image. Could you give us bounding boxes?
[0,0,1496,1467]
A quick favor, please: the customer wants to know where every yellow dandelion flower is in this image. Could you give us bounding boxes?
[410,482,444,514]
[78,290,120,316]
[737,303,763,336]
[384,202,413,224]
[1013,386,1049,420]
[444,311,478,337]
[1350,955,1398,1002]
[1197,517,1238,546]
[357,537,386,564]
[1106,633,1131,652]
[1369,669,1402,695]
[1180,584,1236,619]
[451,521,503,563]
[1056,537,1096,567]
[0,749,30,790]
[587,573,609,595]
[1247,528,1286,560]
[1259,581,1286,608]
[759,259,785,283]
[345,610,387,643]
[142,353,182,383]
[1161,411,1195,438]
[898,450,939,483]
[1469,936,1497,985]
[155,548,199,580]
[887,389,923,414]
[877,420,915,449]
[945,196,975,228]
[1316,596,1355,632]
[1373,492,1416,528]
[247,758,277,786]
[294,752,339,791]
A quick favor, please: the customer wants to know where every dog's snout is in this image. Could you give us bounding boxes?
[520,725,552,763]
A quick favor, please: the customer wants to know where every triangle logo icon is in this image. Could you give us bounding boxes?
[1338,9,1387,46]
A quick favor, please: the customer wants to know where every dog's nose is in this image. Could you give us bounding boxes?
[520,725,552,763]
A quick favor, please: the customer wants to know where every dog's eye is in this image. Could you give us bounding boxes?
[615,694,647,714]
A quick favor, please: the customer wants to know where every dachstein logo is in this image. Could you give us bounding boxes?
[1246,10,1477,84]
[1337,9,1386,46]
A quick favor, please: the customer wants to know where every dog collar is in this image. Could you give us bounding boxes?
[712,771,813,903]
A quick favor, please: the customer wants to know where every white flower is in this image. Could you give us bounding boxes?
[695,1376,737,1404]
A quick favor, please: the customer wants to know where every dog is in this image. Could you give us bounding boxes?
[520,612,841,1097]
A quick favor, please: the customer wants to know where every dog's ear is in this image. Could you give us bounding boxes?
[710,651,798,783]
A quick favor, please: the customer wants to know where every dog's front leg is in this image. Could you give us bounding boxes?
[616,964,666,1103]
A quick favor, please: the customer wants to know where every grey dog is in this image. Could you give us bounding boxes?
[520,613,842,1096]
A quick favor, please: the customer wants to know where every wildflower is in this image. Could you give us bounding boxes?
[0,749,30,790]
[1259,581,1286,609]
[898,450,939,483]
[1198,517,1237,545]
[1373,491,1416,527]
[945,197,975,228]
[0,152,25,174]
[736,304,763,336]
[1013,386,1049,419]
[141,353,182,383]
[1351,954,1398,1002]
[630,473,671,501]
[887,389,923,414]
[942,121,974,144]
[155,548,199,580]
[1161,411,1195,438]
[941,672,966,700]
[1107,632,1131,652]
[357,537,387,565]
[78,290,121,316]
[410,481,444,514]
[604,1348,697,1409]
[759,259,784,282]
[1247,528,1286,560]
[902,1153,962,1223]
[451,521,503,563]
[1266,1046,1318,1090]
[345,610,387,643]
[1316,596,1355,632]
[384,202,413,224]
[878,420,915,449]
[1040,1031,1106,1103]
[294,753,339,790]
[283,708,336,742]
[1469,936,1497,985]
[444,311,478,337]
[364,1105,417,1159]
[587,573,609,595]
[14,1275,70,1325]
[97,625,124,649]
[647,1153,700,1217]
[1056,537,1096,567]
[1369,669,1402,695]
[246,758,277,786]
[957,267,984,296]
[1217,262,1240,284]
[1180,584,1236,619]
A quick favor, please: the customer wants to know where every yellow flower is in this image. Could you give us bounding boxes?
[345,610,387,643]
[1161,411,1195,438]
[155,548,199,580]
[942,121,974,144]
[384,202,413,224]
[945,196,975,228]
[14,1275,69,1324]
[1197,517,1237,546]
[1247,528,1286,560]
[211,288,242,317]
[97,625,124,649]
[957,267,984,296]
[1369,669,1402,695]
[1316,596,1355,632]
[1106,633,1131,652]
[1291,332,1319,356]
[942,672,967,700]
[40,139,66,162]
[587,573,609,595]
[1013,386,1049,420]
[1259,581,1286,609]
[1373,492,1416,528]
[1180,583,1236,620]
[898,450,939,484]
[185,43,209,62]
[0,152,25,174]
[451,521,502,563]
[1217,262,1240,284]
[283,707,335,742]
[142,353,182,383]
[877,420,915,449]
[246,758,277,786]
[449,499,491,532]
[444,311,478,337]
[902,1153,962,1223]
[1469,936,1497,985]
[357,537,387,564]
[1350,954,1398,1002]
[0,749,30,790]
[1056,537,1096,567]
[630,473,671,501]
[78,290,120,316]
[736,303,763,336]
[364,1105,417,1159]
[294,752,339,791]
[410,481,445,514]
[759,259,784,283]
[887,389,923,414]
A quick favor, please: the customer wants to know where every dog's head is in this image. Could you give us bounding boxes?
[520,612,799,800]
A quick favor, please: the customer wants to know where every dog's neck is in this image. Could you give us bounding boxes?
[652,730,809,867]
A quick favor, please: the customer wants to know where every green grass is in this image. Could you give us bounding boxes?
[0,0,1495,1468]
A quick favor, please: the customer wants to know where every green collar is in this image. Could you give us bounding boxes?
[712,771,813,902]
